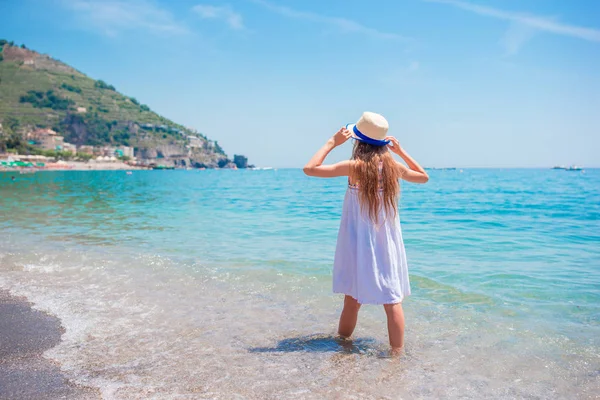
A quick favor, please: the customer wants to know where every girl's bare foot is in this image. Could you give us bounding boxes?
[390,346,403,357]
[377,347,404,359]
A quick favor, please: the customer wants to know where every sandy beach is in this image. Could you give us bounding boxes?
[58,161,145,171]
[0,287,392,400]
[0,160,146,172]
[0,290,100,400]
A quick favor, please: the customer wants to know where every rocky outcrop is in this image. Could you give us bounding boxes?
[233,155,248,168]
[136,145,229,168]
[60,114,231,168]
[61,114,90,146]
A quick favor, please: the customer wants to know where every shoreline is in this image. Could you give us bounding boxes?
[0,290,100,400]
[0,162,267,172]
[1,160,145,172]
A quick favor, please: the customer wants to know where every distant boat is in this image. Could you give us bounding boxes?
[552,165,566,170]
[248,166,274,171]
[126,171,133,175]
[566,165,583,171]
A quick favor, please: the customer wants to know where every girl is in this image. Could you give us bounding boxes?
[303,112,429,354]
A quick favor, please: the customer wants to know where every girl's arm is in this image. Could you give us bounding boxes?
[386,136,429,184]
[303,127,352,178]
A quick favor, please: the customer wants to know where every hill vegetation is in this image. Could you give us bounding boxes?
[0,39,239,168]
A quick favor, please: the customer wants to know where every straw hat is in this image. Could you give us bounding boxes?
[346,112,390,146]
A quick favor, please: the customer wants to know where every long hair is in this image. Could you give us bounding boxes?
[350,141,401,223]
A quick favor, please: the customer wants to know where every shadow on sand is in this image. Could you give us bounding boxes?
[248,334,380,355]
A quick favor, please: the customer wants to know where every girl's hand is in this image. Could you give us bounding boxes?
[386,136,404,155]
[330,127,352,147]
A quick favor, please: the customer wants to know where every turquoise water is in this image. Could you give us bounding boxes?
[1,169,599,399]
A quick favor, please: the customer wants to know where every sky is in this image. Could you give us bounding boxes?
[2,0,599,168]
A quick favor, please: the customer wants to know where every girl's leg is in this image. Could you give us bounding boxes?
[383,302,405,353]
[337,295,361,338]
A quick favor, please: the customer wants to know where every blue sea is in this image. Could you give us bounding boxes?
[1,169,599,399]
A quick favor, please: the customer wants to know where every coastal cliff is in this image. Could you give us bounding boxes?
[0,40,246,168]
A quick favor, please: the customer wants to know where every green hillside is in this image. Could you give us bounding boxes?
[0,40,235,168]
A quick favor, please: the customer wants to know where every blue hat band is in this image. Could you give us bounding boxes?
[351,125,390,147]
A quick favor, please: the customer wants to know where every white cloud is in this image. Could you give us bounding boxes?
[193,4,244,30]
[250,0,412,42]
[500,22,537,56]
[426,0,600,43]
[61,0,188,36]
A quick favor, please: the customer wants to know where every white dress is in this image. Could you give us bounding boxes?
[332,183,411,305]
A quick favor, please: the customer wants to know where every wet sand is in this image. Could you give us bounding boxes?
[0,290,99,400]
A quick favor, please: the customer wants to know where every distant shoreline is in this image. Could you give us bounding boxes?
[0,160,276,172]
[1,160,144,172]
[1,165,597,173]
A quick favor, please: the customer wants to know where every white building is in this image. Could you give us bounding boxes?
[40,134,63,150]
[120,146,134,158]
[77,145,94,155]
[62,143,77,154]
